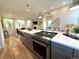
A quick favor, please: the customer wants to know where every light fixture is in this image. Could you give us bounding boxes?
[38,12,43,19]
[38,16,43,18]
[69,5,79,11]
[50,6,54,9]
[69,0,79,11]
[62,2,66,5]
[26,4,30,11]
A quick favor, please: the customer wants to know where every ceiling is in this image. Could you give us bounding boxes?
[0,0,73,19]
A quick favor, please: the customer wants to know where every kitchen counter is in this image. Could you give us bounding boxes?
[51,33,79,50]
[20,29,42,34]
[20,29,79,50]
[19,29,51,59]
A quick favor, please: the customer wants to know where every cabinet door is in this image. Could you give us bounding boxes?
[72,57,79,59]
[51,42,73,59]
[51,50,66,59]
[23,33,33,50]
[73,49,79,59]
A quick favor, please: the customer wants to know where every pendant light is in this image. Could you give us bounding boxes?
[69,0,79,11]
[38,12,43,19]
[37,0,43,19]
[26,4,30,11]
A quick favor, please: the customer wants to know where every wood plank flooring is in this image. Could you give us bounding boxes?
[0,36,38,59]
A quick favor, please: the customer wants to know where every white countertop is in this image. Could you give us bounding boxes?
[20,29,79,50]
[51,33,79,50]
[20,29,42,34]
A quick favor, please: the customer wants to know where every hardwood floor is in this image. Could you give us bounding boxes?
[0,36,38,59]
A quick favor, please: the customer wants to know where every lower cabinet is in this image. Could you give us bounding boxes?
[20,32,33,51]
[72,50,79,59]
[23,33,33,50]
[19,31,79,59]
[51,42,73,59]
[72,57,79,59]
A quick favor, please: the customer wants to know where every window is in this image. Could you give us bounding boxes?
[15,20,25,29]
[43,18,47,30]
[26,20,31,28]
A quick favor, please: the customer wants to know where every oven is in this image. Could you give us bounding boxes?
[32,36,51,59]
[32,31,57,59]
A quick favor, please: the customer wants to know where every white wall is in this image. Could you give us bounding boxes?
[0,18,4,48]
[59,9,79,31]
[25,19,43,30]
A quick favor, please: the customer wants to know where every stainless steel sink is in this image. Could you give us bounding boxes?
[63,33,79,40]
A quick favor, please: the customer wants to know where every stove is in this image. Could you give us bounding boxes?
[32,31,57,44]
[32,31,57,59]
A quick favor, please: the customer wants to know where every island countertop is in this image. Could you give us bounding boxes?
[51,33,79,50]
[19,29,79,50]
[20,29,42,34]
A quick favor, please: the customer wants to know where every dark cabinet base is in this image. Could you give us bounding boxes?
[51,42,73,59]
[51,50,71,59]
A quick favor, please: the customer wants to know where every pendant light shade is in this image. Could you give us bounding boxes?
[38,14,43,18]
[38,12,43,19]
[26,4,30,11]
[69,0,79,11]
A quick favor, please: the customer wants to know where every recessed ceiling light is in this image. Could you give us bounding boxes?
[62,2,66,5]
[50,7,54,9]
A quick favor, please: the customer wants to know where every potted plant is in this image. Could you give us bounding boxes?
[71,27,79,38]
[72,27,79,33]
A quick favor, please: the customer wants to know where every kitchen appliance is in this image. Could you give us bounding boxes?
[33,31,57,43]
[32,31,57,59]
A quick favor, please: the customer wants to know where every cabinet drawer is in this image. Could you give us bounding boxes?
[51,42,73,58]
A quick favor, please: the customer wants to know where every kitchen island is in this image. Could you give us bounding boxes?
[18,29,79,59]
[19,29,55,59]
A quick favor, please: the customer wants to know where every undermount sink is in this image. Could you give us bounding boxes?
[63,33,79,40]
